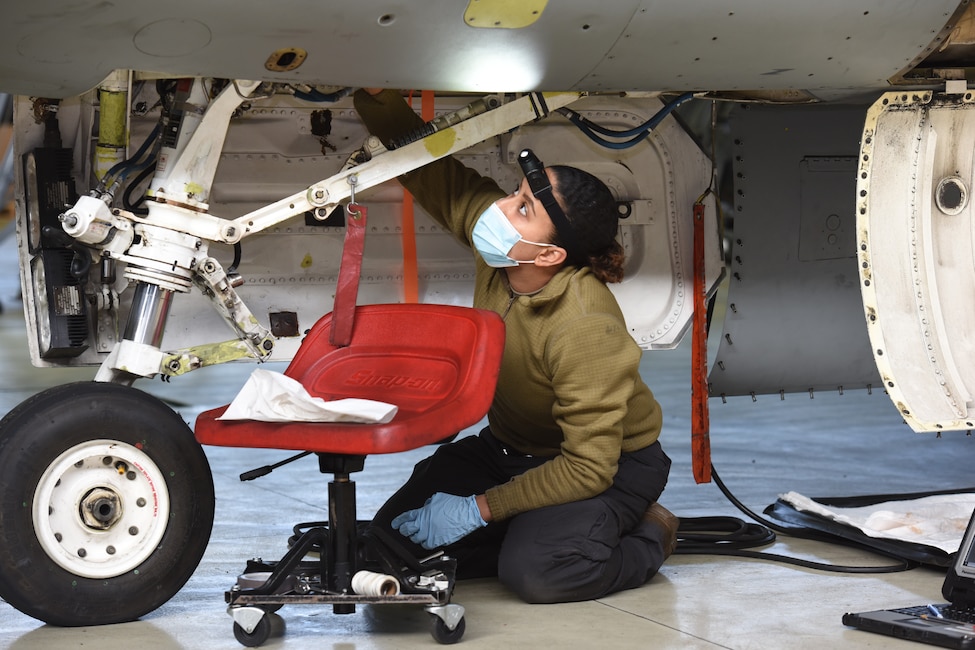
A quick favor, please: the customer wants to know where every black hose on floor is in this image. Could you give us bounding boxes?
[672,464,919,573]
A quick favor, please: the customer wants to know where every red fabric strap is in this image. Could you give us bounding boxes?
[691,199,712,484]
[329,203,367,347]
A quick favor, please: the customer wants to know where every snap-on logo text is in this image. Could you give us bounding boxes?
[344,370,442,392]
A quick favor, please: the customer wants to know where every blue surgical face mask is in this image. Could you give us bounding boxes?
[472,202,553,268]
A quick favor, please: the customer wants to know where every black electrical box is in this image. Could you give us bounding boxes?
[23,147,77,253]
[31,247,89,358]
[23,145,89,358]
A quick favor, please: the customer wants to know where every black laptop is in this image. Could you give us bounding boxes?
[843,507,975,649]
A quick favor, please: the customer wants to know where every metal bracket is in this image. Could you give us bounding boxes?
[192,256,274,361]
[425,602,465,631]
[159,339,270,377]
[118,91,585,245]
[228,605,266,634]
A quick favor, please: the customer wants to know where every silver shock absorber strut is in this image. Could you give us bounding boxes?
[94,281,175,385]
[123,282,174,350]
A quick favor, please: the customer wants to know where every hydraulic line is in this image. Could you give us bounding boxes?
[122,161,157,214]
[98,124,160,192]
[557,92,696,150]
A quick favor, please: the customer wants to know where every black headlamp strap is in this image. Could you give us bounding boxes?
[517,149,582,260]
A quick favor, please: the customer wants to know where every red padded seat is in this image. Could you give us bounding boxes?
[195,303,504,455]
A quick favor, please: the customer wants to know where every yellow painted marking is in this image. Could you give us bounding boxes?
[464,0,547,29]
[424,128,457,158]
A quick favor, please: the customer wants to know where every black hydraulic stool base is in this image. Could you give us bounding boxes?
[225,516,467,646]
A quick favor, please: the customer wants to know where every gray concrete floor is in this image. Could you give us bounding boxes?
[1,229,974,649]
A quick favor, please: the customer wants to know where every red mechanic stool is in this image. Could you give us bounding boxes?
[194,205,504,646]
[195,303,504,646]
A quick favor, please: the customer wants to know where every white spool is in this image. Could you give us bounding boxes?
[351,570,401,596]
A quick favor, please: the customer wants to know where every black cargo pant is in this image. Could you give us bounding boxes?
[369,427,672,604]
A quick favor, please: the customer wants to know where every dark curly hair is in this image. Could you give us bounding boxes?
[548,165,625,283]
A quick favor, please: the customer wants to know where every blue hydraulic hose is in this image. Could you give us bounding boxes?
[559,92,696,149]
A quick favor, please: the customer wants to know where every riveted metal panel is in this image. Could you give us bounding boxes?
[0,1,962,98]
[857,90,975,432]
[710,103,881,399]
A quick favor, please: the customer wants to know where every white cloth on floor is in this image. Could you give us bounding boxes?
[779,491,975,553]
[217,368,397,424]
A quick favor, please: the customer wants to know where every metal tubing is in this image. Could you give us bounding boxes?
[328,475,357,615]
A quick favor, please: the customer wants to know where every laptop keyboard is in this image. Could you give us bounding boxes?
[894,604,975,623]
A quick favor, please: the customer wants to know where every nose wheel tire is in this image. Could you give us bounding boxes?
[0,382,214,626]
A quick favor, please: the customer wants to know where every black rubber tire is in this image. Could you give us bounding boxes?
[430,614,466,644]
[0,382,214,626]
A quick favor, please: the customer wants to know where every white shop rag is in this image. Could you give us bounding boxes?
[217,368,398,424]
[779,491,975,553]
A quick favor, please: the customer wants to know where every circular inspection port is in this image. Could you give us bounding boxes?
[935,176,968,216]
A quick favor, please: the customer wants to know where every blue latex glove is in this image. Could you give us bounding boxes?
[391,492,487,550]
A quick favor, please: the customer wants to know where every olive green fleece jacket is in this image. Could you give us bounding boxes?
[354,89,663,521]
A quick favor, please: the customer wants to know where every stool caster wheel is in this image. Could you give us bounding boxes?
[430,612,465,644]
[232,610,271,647]
[233,617,271,647]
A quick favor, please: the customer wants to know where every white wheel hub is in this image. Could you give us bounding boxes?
[32,439,171,579]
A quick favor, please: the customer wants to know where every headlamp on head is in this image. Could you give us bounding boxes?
[517,149,581,261]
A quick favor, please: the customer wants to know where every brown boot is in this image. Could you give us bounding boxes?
[643,503,679,559]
